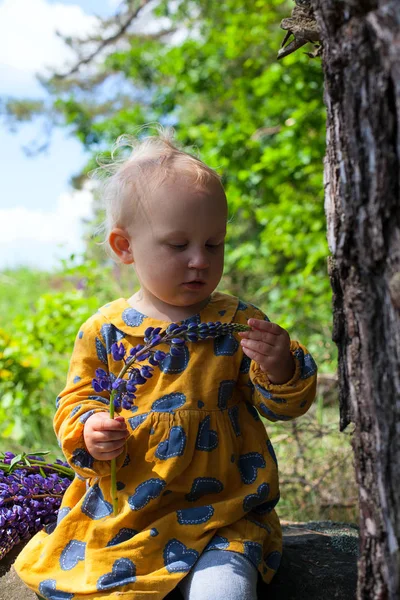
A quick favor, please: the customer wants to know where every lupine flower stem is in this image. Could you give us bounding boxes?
[104,321,250,516]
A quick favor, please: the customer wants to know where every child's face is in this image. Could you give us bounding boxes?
[125,174,227,313]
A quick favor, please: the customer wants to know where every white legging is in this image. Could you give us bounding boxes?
[177,550,258,600]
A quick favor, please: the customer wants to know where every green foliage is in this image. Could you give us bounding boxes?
[0,269,52,328]
[0,328,53,447]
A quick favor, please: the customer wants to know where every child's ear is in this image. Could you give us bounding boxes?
[109,228,134,264]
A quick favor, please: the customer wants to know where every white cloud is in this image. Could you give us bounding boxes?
[0,0,97,74]
[0,185,93,268]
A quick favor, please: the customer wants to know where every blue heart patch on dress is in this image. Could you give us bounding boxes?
[243,482,270,512]
[239,354,251,374]
[100,323,125,352]
[293,347,317,379]
[122,307,145,327]
[71,448,94,470]
[243,541,263,567]
[70,405,82,418]
[177,505,214,525]
[87,395,109,406]
[245,401,260,421]
[79,409,96,424]
[195,415,218,451]
[107,528,138,547]
[214,334,239,356]
[228,405,241,436]
[163,539,199,573]
[185,477,224,502]
[218,380,236,410]
[204,535,229,551]
[238,452,266,484]
[95,338,108,365]
[266,439,278,465]
[81,483,113,519]
[97,557,136,591]
[265,550,282,571]
[128,478,166,511]
[255,384,286,404]
[155,426,186,460]
[253,493,280,515]
[150,528,159,537]
[151,393,186,413]
[59,540,86,571]
[259,404,292,421]
[56,507,70,525]
[44,521,57,535]
[128,413,149,431]
[38,579,74,600]
[122,453,131,467]
[159,347,190,374]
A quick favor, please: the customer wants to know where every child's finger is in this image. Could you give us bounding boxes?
[92,429,129,442]
[95,415,127,432]
[240,336,276,355]
[247,318,283,335]
[241,344,267,371]
[238,329,277,345]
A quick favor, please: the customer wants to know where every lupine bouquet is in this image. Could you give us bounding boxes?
[0,451,74,560]
[0,320,250,556]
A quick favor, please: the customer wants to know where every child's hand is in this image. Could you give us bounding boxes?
[83,413,130,461]
[239,318,295,385]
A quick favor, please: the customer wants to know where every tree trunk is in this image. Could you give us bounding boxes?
[312,1,400,598]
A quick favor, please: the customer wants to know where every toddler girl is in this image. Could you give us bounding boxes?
[15,128,317,600]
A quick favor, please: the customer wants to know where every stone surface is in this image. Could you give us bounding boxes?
[0,522,358,600]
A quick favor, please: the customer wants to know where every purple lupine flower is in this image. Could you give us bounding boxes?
[111,342,126,362]
[170,345,184,356]
[130,344,144,356]
[140,366,153,379]
[92,368,113,393]
[171,338,185,345]
[144,326,154,339]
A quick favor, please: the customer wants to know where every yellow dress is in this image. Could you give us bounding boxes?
[15,292,317,600]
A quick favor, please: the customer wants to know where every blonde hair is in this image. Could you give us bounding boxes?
[92,124,223,259]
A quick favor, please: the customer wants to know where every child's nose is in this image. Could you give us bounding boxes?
[188,249,210,270]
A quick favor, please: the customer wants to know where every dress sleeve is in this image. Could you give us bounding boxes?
[237,305,318,421]
[53,313,128,479]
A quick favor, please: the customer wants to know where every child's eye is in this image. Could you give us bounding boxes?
[169,244,187,249]
[206,243,222,248]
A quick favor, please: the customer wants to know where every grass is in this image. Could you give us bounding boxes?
[269,401,358,525]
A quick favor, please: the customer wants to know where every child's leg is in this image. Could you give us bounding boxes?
[177,550,258,600]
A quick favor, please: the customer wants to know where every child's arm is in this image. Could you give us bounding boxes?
[238,310,317,421]
[54,313,129,479]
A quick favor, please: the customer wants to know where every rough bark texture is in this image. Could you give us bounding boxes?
[313,1,400,598]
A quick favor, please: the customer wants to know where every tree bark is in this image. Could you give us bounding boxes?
[313,1,400,597]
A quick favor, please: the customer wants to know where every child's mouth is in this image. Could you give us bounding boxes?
[183,281,205,290]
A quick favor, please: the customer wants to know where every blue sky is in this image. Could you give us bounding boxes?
[0,0,118,270]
